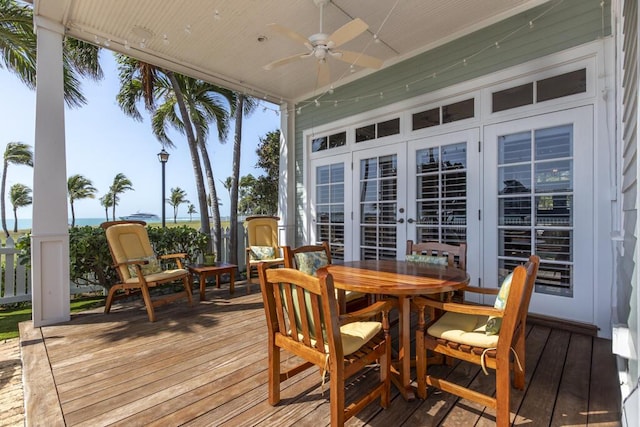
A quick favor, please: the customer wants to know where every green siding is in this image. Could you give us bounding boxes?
[292,0,611,244]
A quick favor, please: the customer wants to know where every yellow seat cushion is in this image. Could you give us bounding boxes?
[125,268,188,284]
[340,321,382,355]
[304,321,381,356]
[427,312,499,348]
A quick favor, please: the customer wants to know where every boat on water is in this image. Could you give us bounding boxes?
[119,212,160,221]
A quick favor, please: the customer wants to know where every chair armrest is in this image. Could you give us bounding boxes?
[461,285,499,295]
[116,259,148,267]
[413,296,502,318]
[339,299,396,325]
[158,253,187,260]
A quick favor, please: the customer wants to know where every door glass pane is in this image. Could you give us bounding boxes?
[415,142,467,245]
[316,163,345,260]
[497,124,574,296]
[359,154,398,259]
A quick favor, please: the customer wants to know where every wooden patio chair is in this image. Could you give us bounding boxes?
[413,255,540,427]
[244,215,284,284]
[257,264,393,426]
[282,241,370,313]
[406,240,467,301]
[101,221,193,322]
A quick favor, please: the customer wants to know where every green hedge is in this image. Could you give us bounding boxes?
[15,225,209,290]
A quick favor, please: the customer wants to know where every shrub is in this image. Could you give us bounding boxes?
[15,226,210,290]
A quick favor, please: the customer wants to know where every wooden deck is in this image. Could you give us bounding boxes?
[19,282,622,426]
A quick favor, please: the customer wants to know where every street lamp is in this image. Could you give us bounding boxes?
[158,149,170,227]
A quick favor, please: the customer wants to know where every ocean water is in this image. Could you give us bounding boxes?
[6,217,165,231]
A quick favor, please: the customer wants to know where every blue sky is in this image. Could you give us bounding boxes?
[0,51,280,220]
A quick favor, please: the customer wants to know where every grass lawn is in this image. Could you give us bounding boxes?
[0,297,104,340]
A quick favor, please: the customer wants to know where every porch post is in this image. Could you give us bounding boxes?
[278,102,296,246]
[31,16,70,327]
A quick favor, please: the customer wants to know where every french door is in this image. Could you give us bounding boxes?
[483,106,594,323]
[350,129,479,263]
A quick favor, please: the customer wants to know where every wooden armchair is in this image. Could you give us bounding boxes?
[257,264,393,426]
[406,240,467,301]
[244,215,284,284]
[101,221,193,322]
[282,242,370,313]
[413,255,539,427]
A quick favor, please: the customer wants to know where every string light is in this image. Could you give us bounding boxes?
[104,39,111,47]
[184,24,192,35]
[124,40,130,50]
[214,9,221,20]
[162,34,169,45]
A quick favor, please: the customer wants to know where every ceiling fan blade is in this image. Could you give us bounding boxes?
[263,52,309,70]
[318,60,330,88]
[334,50,383,69]
[327,18,368,48]
[267,23,312,48]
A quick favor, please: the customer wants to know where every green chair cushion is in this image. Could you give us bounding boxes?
[127,255,162,278]
[486,272,514,335]
[250,245,276,260]
[405,254,448,265]
[294,251,329,276]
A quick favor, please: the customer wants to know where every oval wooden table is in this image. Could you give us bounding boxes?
[326,260,470,400]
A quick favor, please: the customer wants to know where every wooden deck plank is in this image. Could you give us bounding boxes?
[588,337,622,426]
[17,287,623,427]
[19,322,65,427]
[514,328,571,425]
[550,333,592,426]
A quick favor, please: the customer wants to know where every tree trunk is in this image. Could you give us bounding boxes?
[13,207,18,233]
[230,94,244,266]
[198,141,222,257]
[167,71,213,252]
[70,201,76,227]
[1,161,8,238]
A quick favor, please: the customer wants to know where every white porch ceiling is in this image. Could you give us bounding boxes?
[34,0,548,103]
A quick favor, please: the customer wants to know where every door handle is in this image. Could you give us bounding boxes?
[407,218,415,224]
[397,218,405,224]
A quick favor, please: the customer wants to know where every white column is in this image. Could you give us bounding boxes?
[278,103,296,246]
[31,16,70,327]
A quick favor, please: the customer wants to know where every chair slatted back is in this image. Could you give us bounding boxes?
[406,240,467,270]
[260,266,341,361]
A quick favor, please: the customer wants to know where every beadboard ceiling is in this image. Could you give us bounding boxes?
[33,0,548,103]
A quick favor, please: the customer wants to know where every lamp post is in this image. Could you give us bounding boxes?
[158,149,170,227]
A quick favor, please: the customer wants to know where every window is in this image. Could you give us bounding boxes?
[316,164,345,260]
[497,124,574,296]
[412,98,474,131]
[356,117,400,142]
[415,143,467,244]
[311,131,346,153]
[492,69,587,113]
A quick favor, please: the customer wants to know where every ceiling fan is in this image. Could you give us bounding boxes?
[263,0,383,86]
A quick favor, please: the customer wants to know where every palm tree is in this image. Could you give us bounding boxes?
[116,56,234,253]
[1,142,33,237]
[229,94,258,265]
[153,75,236,255]
[0,0,103,107]
[99,192,116,222]
[187,203,197,221]
[168,187,189,223]
[109,173,133,220]
[9,182,31,233]
[67,174,97,227]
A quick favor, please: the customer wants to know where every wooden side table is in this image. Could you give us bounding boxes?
[187,262,237,301]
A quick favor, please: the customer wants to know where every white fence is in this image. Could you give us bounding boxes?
[0,226,249,305]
